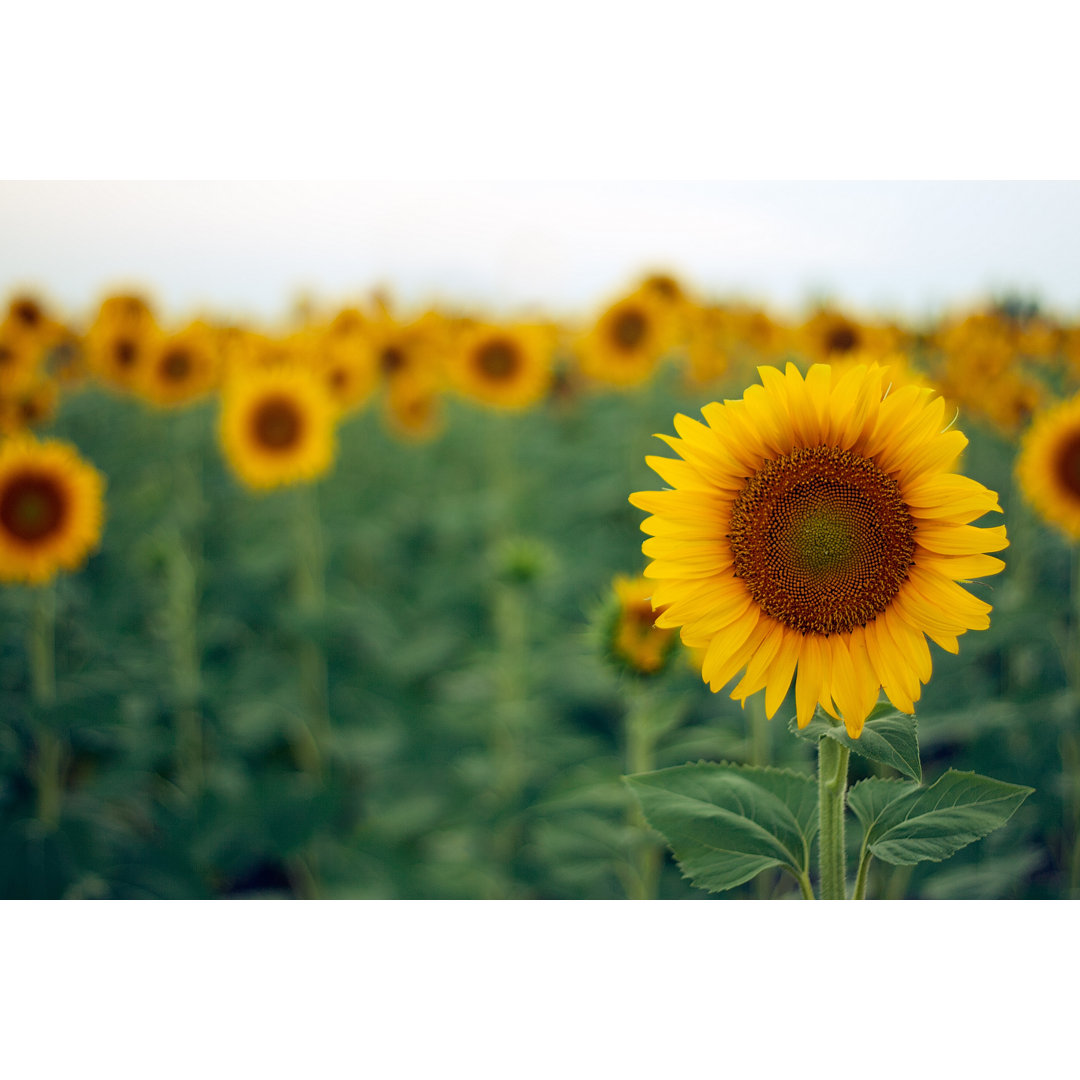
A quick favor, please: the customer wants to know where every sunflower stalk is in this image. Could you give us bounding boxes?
[166,419,205,796]
[486,413,529,891]
[164,527,203,795]
[817,735,850,900]
[623,688,664,900]
[292,482,330,778]
[30,582,64,829]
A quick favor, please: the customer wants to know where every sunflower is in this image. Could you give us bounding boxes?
[683,304,733,388]
[1016,392,1080,540]
[84,294,162,392]
[0,374,60,435]
[447,322,553,410]
[314,315,379,415]
[576,291,676,388]
[2,294,69,360]
[0,328,38,391]
[384,377,444,442]
[219,366,336,490]
[0,437,105,585]
[139,322,222,408]
[798,308,899,365]
[630,362,1008,738]
[608,574,678,676]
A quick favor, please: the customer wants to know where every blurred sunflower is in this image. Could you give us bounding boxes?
[577,292,675,388]
[2,293,69,351]
[315,313,379,415]
[385,377,444,442]
[1016,393,1080,540]
[0,437,105,584]
[683,304,732,388]
[607,574,678,676]
[631,362,1008,738]
[799,308,898,364]
[219,366,336,490]
[85,294,161,392]
[140,322,221,408]
[0,375,60,435]
[0,330,38,390]
[447,323,553,410]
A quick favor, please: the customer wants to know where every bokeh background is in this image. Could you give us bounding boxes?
[2,179,1078,899]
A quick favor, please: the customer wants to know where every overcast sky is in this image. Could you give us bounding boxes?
[2,181,1078,325]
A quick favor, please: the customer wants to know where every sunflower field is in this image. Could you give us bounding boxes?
[0,277,1075,900]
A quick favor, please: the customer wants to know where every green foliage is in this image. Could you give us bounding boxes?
[625,762,817,893]
[850,770,1033,866]
[789,704,921,781]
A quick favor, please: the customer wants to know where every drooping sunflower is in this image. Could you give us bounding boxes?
[607,574,678,676]
[0,437,105,585]
[576,291,677,388]
[1016,392,1080,540]
[139,321,222,408]
[630,362,1008,738]
[447,322,554,410]
[219,365,336,490]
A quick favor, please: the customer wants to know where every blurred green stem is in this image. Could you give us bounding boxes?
[818,736,850,900]
[624,689,663,900]
[30,583,64,829]
[292,482,330,779]
[165,527,203,795]
[487,414,527,892]
[1064,543,1080,895]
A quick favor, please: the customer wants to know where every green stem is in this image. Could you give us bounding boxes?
[165,528,203,795]
[748,691,770,768]
[30,583,63,828]
[624,689,662,900]
[796,871,815,900]
[853,840,872,900]
[817,737,850,900]
[1065,544,1080,895]
[292,483,330,778]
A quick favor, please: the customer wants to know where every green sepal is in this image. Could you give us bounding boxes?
[853,769,1034,866]
[788,703,921,782]
[624,762,817,894]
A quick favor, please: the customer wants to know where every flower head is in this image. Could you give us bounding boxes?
[0,437,105,584]
[1016,392,1080,540]
[219,365,336,490]
[630,363,1007,738]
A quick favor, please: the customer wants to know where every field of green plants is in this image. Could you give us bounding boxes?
[1,288,1075,900]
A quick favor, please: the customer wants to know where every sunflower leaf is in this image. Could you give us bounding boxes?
[624,762,817,893]
[847,777,920,838]
[860,769,1034,866]
[788,703,922,782]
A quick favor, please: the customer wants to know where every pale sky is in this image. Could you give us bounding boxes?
[2,181,1078,325]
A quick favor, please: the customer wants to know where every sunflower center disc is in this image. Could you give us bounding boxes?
[475,339,520,380]
[611,309,647,351]
[825,323,860,354]
[113,338,138,368]
[251,395,304,451]
[1055,432,1080,498]
[729,445,916,635]
[380,346,406,375]
[0,472,66,542]
[161,348,192,382]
